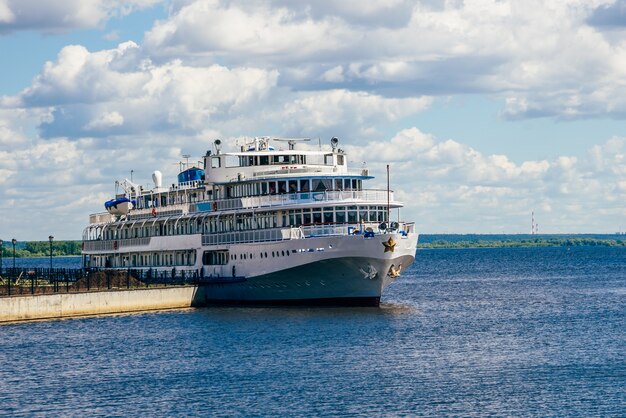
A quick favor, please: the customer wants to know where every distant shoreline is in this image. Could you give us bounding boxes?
[416,234,625,249]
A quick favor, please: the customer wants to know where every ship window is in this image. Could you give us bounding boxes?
[299,179,310,192]
[359,207,368,222]
[269,181,277,195]
[335,207,346,223]
[260,156,269,165]
[348,206,358,223]
[324,154,333,165]
[261,182,268,195]
[344,179,351,189]
[303,212,311,224]
[313,211,322,224]
[337,155,345,165]
[323,208,333,223]
[203,250,229,265]
[288,180,297,193]
[314,179,326,191]
[211,157,220,168]
[278,181,287,194]
[335,179,342,190]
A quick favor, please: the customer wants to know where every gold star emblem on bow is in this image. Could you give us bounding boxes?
[382,237,396,253]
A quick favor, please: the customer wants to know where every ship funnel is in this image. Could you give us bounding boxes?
[152,170,163,188]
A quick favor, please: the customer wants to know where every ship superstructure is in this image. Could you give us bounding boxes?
[82,137,418,306]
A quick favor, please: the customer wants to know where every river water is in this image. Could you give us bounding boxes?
[0,247,624,416]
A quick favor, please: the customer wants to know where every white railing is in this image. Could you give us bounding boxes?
[128,208,185,221]
[172,180,204,190]
[301,222,415,238]
[202,227,304,246]
[89,212,116,224]
[250,167,369,179]
[83,237,151,252]
[89,189,396,224]
[216,189,394,212]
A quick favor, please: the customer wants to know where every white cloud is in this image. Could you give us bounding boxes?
[1,0,626,238]
[139,0,626,120]
[348,128,625,233]
[2,42,284,138]
[0,0,14,23]
[280,90,432,137]
[84,111,125,131]
[0,0,163,33]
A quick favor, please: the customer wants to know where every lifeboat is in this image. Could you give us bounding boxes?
[104,197,135,216]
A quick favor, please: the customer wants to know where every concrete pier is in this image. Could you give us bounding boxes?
[0,286,200,323]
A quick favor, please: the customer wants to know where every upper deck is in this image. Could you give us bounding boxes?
[89,136,399,225]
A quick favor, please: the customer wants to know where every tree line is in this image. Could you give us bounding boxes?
[417,237,626,248]
[0,241,82,258]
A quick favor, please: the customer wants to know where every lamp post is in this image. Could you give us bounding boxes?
[11,238,16,270]
[49,235,54,272]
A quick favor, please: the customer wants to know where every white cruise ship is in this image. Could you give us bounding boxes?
[82,137,418,306]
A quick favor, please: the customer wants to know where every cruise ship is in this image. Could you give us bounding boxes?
[82,137,418,306]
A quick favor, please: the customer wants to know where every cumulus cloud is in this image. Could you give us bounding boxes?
[279,91,432,137]
[0,0,163,33]
[1,41,433,141]
[347,128,625,233]
[2,0,626,238]
[2,42,285,138]
[139,0,626,119]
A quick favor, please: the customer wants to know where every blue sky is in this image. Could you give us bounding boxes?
[1,0,625,239]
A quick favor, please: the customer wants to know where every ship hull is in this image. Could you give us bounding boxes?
[196,233,417,306]
[83,231,418,307]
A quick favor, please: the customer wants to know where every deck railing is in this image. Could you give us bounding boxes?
[90,189,397,223]
[202,227,304,246]
[301,222,415,238]
[83,237,151,252]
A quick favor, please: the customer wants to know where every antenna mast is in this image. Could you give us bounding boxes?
[531,211,538,235]
[387,165,390,225]
[182,154,191,170]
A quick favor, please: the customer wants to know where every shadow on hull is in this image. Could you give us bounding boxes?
[197,295,381,308]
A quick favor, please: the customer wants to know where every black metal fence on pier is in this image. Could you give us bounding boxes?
[0,267,199,297]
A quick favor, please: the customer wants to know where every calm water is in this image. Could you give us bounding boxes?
[1,247,624,417]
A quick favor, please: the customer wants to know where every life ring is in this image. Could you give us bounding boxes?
[212,202,218,211]
[151,207,157,217]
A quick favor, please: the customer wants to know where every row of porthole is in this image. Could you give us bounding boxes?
[232,250,293,261]
[231,246,330,262]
